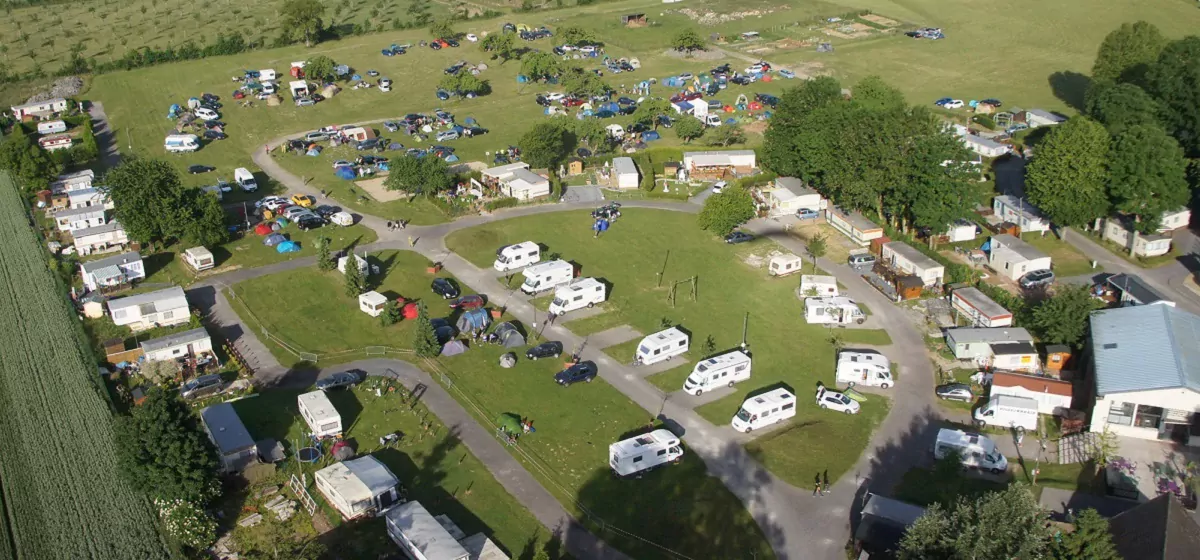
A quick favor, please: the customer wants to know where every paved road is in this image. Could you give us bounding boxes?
[1059,227,1200,315]
[86,101,122,169]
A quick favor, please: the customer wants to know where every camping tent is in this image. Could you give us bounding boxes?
[441,340,467,357]
[275,217,289,228]
[276,240,300,253]
[499,353,516,368]
[401,302,419,320]
[254,223,272,235]
[263,233,286,246]
[456,309,492,333]
[493,322,526,348]
[642,131,661,142]
[334,166,357,180]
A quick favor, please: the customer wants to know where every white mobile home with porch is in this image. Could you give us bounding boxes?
[11,97,68,120]
[881,241,944,287]
[763,177,824,218]
[480,162,551,201]
[54,206,105,233]
[992,195,1050,234]
[107,286,190,331]
[950,286,1012,327]
[139,327,213,363]
[79,251,144,291]
[1101,217,1174,258]
[72,221,129,256]
[987,234,1052,281]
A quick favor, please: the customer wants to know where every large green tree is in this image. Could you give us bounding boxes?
[1144,36,1200,157]
[0,126,58,193]
[704,123,746,147]
[183,189,230,247]
[413,303,440,358]
[698,187,754,236]
[343,253,366,296]
[899,485,1052,560]
[558,26,599,46]
[1049,508,1120,560]
[1091,21,1166,85]
[673,116,704,143]
[115,388,220,503]
[303,54,337,83]
[480,32,518,62]
[279,0,324,47]
[520,51,561,82]
[429,18,455,40]
[439,72,490,97]
[560,65,610,98]
[1085,82,1162,132]
[383,156,452,195]
[851,75,906,112]
[102,157,191,244]
[1106,124,1190,232]
[672,29,706,52]
[519,122,570,168]
[1025,117,1112,227]
[1029,285,1103,347]
[631,97,671,128]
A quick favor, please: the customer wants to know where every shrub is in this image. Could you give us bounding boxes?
[484,197,519,211]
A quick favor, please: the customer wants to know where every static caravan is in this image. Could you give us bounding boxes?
[945,219,977,243]
[987,234,1052,282]
[139,327,213,363]
[259,68,277,82]
[825,207,883,246]
[730,388,797,433]
[38,134,73,151]
[635,327,689,366]
[299,391,343,438]
[37,120,67,135]
[972,394,1038,431]
[881,241,944,287]
[612,157,639,190]
[314,455,403,520]
[493,241,540,272]
[800,275,838,298]
[950,287,1012,327]
[547,278,606,315]
[804,297,865,325]
[992,196,1050,235]
[164,134,200,153]
[989,341,1040,373]
[608,429,684,478]
[767,254,803,277]
[385,501,470,560]
[682,350,751,395]
[934,429,1007,473]
[836,351,893,388]
[289,80,310,98]
[765,177,824,218]
[183,246,215,272]
[520,260,574,295]
[990,371,1072,415]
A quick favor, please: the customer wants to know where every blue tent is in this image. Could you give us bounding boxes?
[351,74,362,81]
[334,166,357,180]
[378,162,390,171]
[275,217,289,227]
[674,101,693,113]
[593,218,609,232]
[456,309,492,332]
[464,117,477,125]
[334,64,350,76]
[276,240,300,253]
[244,70,260,78]
[306,148,321,156]
[445,154,460,163]
[725,118,738,125]
[642,131,661,142]
[599,102,619,113]
[451,125,465,134]
[263,233,285,247]
[517,75,530,83]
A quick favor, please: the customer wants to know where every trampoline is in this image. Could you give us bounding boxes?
[298,446,323,462]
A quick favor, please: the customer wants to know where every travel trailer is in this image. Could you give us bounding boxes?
[547,278,606,315]
[730,388,797,433]
[164,134,200,153]
[298,390,343,438]
[609,429,684,478]
[934,429,1008,473]
[493,241,541,272]
[234,168,258,192]
[520,260,574,295]
[804,297,866,325]
[767,254,803,277]
[635,327,689,366]
[37,120,67,135]
[683,350,752,395]
[800,275,839,298]
[836,351,893,388]
[972,394,1038,431]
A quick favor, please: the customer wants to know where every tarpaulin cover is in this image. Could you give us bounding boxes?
[254,223,272,235]
[276,240,300,253]
[493,322,526,348]
[263,233,285,246]
[441,340,467,356]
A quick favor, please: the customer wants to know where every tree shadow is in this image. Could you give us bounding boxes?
[326,390,366,435]
[1047,71,1091,112]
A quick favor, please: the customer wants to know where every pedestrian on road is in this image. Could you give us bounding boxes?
[548,312,558,326]
[387,221,394,230]
[813,473,822,496]
[408,236,416,247]
[822,470,830,495]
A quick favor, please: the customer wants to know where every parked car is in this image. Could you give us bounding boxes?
[256,196,288,210]
[435,130,460,142]
[194,107,220,120]
[316,371,362,391]
[290,194,315,207]
[816,386,860,414]
[304,131,330,142]
[431,277,461,299]
[555,361,598,386]
[795,208,820,220]
[188,165,216,174]
[778,69,796,79]
[378,78,393,92]
[297,215,325,231]
[430,41,442,50]
[940,99,965,109]
[295,97,315,107]
[332,160,352,168]
[724,231,754,244]
[562,97,586,107]
[465,33,478,42]
[755,93,780,107]
[314,205,341,218]
[535,95,551,107]
[355,138,380,150]
[544,92,565,102]
[436,89,451,100]
[1019,269,1056,289]
[464,126,489,137]
[311,93,325,103]
[848,253,877,268]
[449,294,485,310]
[933,97,954,106]
[935,383,974,402]
[203,130,227,140]
[711,180,727,194]
[980,98,1003,107]
[678,72,693,80]
[383,121,401,132]
[526,341,564,361]
[180,374,224,400]
[445,63,465,75]
[282,206,310,220]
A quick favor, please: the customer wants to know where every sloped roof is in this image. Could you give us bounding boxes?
[991,371,1072,397]
[385,501,469,560]
[992,234,1048,261]
[945,327,1032,345]
[613,157,637,176]
[316,455,399,505]
[1090,305,1200,395]
[72,220,125,239]
[200,403,255,454]
[107,286,187,315]
[80,251,141,275]
[1108,494,1200,560]
[1105,273,1171,305]
[139,327,210,354]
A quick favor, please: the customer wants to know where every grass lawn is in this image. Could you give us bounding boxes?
[646,363,695,394]
[1021,233,1094,278]
[745,397,890,486]
[837,328,893,346]
[446,209,888,490]
[1012,460,1106,495]
[893,465,1008,508]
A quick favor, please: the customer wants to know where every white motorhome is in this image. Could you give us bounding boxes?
[37,120,67,135]
[683,350,751,395]
[520,260,574,295]
[800,275,839,298]
[836,351,893,388]
[730,388,796,433]
[635,327,689,366]
[259,68,277,82]
[804,297,866,325]
[972,395,1038,431]
[164,134,200,153]
[493,241,540,272]
[233,168,258,192]
[934,429,1008,473]
[609,429,683,478]
[548,278,605,315]
[298,391,343,438]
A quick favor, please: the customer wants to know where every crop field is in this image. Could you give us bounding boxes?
[0,172,169,559]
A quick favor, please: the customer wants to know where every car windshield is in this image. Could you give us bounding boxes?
[836,394,851,405]
[551,297,565,307]
[986,451,1002,463]
[735,409,752,422]
[496,255,510,263]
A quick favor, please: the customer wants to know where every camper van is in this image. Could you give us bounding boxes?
[635,327,689,366]
[164,134,200,153]
[259,68,277,82]
[730,388,797,433]
[520,260,574,295]
[973,395,1038,431]
[934,429,1008,473]
[609,429,684,478]
[836,351,893,388]
[234,168,258,192]
[37,120,67,135]
[804,297,866,325]
[493,241,541,272]
[800,275,839,298]
[298,391,343,438]
[547,278,606,315]
[683,350,752,395]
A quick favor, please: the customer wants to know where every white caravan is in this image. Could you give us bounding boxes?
[548,278,605,316]
[731,388,796,433]
[836,350,893,388]
[164,134,200,153]
[520,260,574,295]
[298,390,343,438]
[683,350,752,395]
[934,429,1008,473]
[37,120,67,135]
[768,254,803,277]
[800,275,839,298]
[973,394,1038,431]
[804,297,866,325]
[493,241,541,272]
[233,168,258,192]
[609,429,683,478]
[635,327,689,366]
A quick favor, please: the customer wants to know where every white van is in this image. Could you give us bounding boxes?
[259,68,277,82]
[609,429,683,478]
[934,429,1008,473]
[683,350,751,395]
[548,278,605,316]
[233,168,258,192]
[262,81,277,95]
[298,391,343,438]
[194,107,220,121]
[494,241,540,272]
[700,114,722,127]
[521,260,574,295]
[164,134,200,153]
[800,275,839,298]
[635,327,689,366]
[836,350,893,388]
[973,395,1038,431]
[731,388,796,433]
[37,120,67,135]
[804,297,866,325]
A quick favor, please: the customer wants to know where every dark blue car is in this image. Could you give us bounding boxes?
[555,361,598,386]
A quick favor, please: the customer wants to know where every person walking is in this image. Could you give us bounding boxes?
[813,473,822,497]
[386,221,393,230]
[548,311,558,326]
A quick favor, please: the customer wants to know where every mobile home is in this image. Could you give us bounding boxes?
[987,234,1052,282]
[934,429,1008,473]
[385,501,470,560]
[493,241,540,272]
[314,455,403,520]
[972,394,1038,431]
[140,327,213,364]
[682,350,751,395]
[38,134,73,151]
[612,157,639,190]
[520,260,574,295]
[79,251,144,291]
[992,196,1050,234]
[990,371,1072,415]
[881,241,944,287]
[944,327,1034,361]
[200,403,258,473]
[805,297,866,325]
[183,246,215,272]
[36,120,67,135]
[800,275,838,298]
[825,207,883,246]
[730,388,797,433]
[767,254,803,277]
[547,278,606,315]
[299,391,343,438]
[836,351,893,388]
[164,134,200,153]
[608,429,684,478]
[950,286,1012,327]
[634,327,689,366]
[764,177,824,218]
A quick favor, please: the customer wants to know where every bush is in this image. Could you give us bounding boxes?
[972,114,997,130]
[484,197,519,211]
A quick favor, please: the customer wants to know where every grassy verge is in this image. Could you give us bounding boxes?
[893,465,1008,507]
[1021,233,1095,278]
[646,363,695,394]
[837,328,893,346]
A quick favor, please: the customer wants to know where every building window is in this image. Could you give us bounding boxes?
[1107,402,1134,426]
[1135,405,1164,429]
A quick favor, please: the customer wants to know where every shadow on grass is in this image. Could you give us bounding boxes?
[1048,71,1091,112]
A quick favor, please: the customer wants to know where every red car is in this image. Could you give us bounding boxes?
[562,97,586,107]
[669,91,703,103]
[449,294,486,310]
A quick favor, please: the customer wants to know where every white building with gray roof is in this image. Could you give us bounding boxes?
[79,251,143,291]
[139,327,212,363]
[987,234,1052,281]
[107,286,189,331]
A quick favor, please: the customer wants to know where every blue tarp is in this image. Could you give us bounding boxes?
[674,101,693,112]
[334,166,357,180]
[263,233,285,246]
[276,240,300,253]
[642,131,661,141]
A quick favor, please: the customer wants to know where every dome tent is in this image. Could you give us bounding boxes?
[254,223,272,235]
[441,340,467,357]
[263,233,286,247]
[492,322,526,348]
[276,240,300,253]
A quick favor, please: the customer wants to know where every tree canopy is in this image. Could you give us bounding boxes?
[343,253,366,296]
[1091,21,1166,85]
[673,117,704,143]
[520,51,561,82]
[672,29,706,52]
[1085,82,1162,133]
[899,485,1052,560]
[1106,124,1190,232]
[1144,36,1200,157]
[413,303,440,358]
[1024,117,1112,227]
[279,0,324,47]
[1050,508,1121,560]
[115,388,220,504]
[0,126,58,193]
[698,187,754,236]
[851,75,906,112]
[383,155,452,196]
[303,54,337,83]
[480,32,518,62]
[439,72,490,97]
[1029,285,1103,347]
[560,65,610,97]
[429,18,455,40]
[101,157,229,247]
[631,97,671,128]
[519,122,570,168]
[558,26,599,46]
[704,123,746,147]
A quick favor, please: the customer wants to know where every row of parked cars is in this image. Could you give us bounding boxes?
[257,195,343,230]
